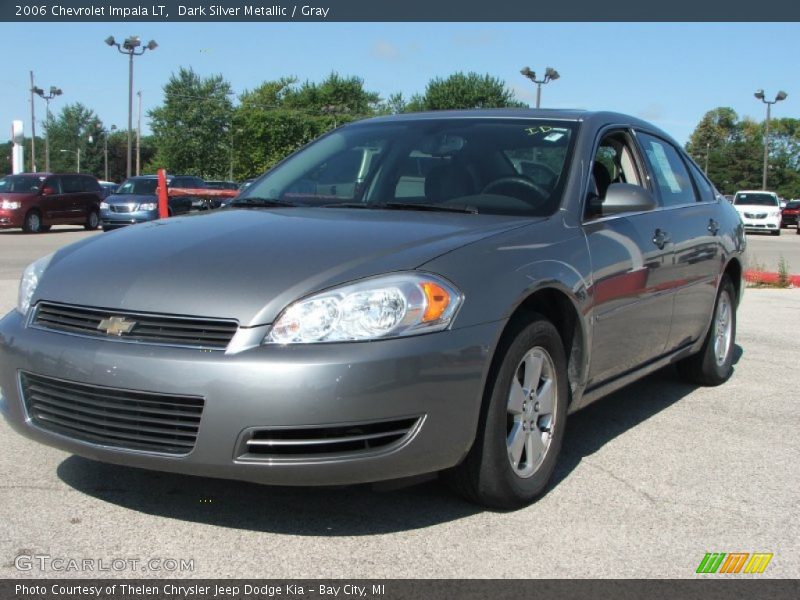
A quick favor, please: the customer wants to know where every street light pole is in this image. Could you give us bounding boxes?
[754,89,787,190]
[29,71,37,171]
[136,90,142,176]
[106,35,157,179]
[104,125,117,181]
[704,142,710,174]
[34,85,63,173]
[520,66,560,108]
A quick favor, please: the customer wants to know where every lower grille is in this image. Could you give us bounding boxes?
[33,302,238,350]
[237,417,422,460]
[21,372,204,455]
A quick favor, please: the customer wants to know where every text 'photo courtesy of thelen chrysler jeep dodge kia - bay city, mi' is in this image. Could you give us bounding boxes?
[0,110,745,509]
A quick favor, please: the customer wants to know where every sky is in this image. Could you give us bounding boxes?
[0,22,797,147]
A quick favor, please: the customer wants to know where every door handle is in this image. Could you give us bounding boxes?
[652,228,671,249]
[708,219,720,235]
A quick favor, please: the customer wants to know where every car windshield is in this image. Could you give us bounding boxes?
[785,201,800,209]
[0,175,46,193]
[115,178,158,195]
[237,118,578,216]
[734,193,778,206]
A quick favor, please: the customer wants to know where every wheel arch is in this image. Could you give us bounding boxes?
[488,285,588,409]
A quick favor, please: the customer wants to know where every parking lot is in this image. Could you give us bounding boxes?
[0,226,798,578]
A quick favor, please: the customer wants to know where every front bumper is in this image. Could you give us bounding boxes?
[0,310,500,486]
[781,214,798,226]
[740,216,780,232]
[100,208,158,228]
[0,208,23,228]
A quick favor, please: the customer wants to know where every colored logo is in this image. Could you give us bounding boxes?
[97,316,137,336]
[696,552,773,574]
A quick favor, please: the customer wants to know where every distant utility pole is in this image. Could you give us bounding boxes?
[136,90,142,176]
[29,71,37,171]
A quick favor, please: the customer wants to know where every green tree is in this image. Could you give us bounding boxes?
[43,103,104,176]
[415,72,525,110]
[149,67,234,179]
[231,73,381,180]
[687,108,800,198]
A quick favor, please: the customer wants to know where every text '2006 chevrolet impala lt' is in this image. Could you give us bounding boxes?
[0,110,745,509]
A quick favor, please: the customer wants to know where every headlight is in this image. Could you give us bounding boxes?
[1,200,21,210]
[99,201,109,210]
[138,202,158,211]
[265,272,463,344]
[17,253,54,316]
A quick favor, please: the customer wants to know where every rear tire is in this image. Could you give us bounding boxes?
[84,209,100,231]
[677,276,736,386]
[22,210,43,233]
[446,316,568,509]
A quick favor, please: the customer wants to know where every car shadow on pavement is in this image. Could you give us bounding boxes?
[550,344,744,490]
[56,346,743,534]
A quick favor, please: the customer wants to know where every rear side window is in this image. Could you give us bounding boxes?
[686,161,715,203]
[61,175,83,193]
[637,133,697,207]
[82,176,101,192]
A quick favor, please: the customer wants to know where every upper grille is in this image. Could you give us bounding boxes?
[111,204,136,213]
[236,417,422,461]
[744,212,767,219]
[21,372,204,455]
[32,302,238,350]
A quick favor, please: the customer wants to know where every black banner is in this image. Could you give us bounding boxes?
[3,580,800,600]
[2,0,799,22]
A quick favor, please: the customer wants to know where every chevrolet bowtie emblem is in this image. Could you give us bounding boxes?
[97,316,136,336]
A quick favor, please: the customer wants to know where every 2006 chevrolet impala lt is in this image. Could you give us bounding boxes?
[0,110,745,508]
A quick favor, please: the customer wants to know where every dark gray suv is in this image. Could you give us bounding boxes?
[0,110,746,508]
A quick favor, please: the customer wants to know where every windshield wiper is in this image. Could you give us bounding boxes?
[382,202,478,214]
[230,197,296,208]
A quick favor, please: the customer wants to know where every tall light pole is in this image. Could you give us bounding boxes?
[754,89,788,190]
[136,90,142,176]
[520,66,560,108]
[103,125,117,181]
[29,71,37,171]
[105,35,157,179]
[33,85,63,173]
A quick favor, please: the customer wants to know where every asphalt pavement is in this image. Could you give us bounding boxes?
[0,226,797,579]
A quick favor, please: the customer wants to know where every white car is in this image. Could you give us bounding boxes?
[733,190,782,236]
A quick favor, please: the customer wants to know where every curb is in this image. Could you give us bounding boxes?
[744,270,800,286]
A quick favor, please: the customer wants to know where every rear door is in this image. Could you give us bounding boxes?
[59,175,85,221]
[635,133,722,351]
[78,176,102,218]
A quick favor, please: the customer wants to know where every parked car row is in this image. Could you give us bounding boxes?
[0,172,245,233]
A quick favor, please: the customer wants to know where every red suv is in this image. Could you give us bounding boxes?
[0,173,103,233]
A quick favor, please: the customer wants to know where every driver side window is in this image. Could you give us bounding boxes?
[585,132,643,219]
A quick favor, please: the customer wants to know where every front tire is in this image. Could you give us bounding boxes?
[446,316,568,509]
[771,229,781,236]
[22,210,43,233]
[677,276,736,386]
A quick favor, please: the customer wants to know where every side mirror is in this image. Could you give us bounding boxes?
[602,183,657,215]
[41,186,55,196]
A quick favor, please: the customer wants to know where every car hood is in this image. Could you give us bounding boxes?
[105,193,157,204]
[35,208,531,326]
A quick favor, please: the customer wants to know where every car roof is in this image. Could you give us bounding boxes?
[735,190,776,194]
[348,108,679,146]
